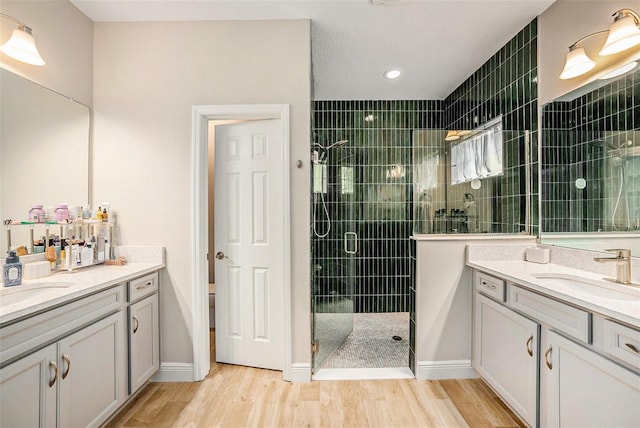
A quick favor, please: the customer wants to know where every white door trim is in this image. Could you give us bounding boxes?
[191,104,291,381]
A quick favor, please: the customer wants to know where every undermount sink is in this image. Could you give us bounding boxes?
[0,283,73,306]
[531,273,640,301]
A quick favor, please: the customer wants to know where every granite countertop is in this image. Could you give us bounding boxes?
[467,258,640,329]
[0,246,164,325]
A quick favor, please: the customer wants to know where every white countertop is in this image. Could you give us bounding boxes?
[467,259,640,328]
[1,261,164,325]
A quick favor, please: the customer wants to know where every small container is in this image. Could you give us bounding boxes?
[3,250,22,287]
[28,205,46,223]
[54,204,69,222]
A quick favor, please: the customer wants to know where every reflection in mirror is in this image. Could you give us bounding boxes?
[0,68,90,254]
[413,124,532,235]
[540,68,639,256]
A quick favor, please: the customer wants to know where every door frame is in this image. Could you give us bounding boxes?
[191,104,291,381]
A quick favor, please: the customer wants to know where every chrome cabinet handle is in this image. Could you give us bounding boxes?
[133,315,140,334]
[49,361,58,388]
[62,354,71,379]
[544,346,553,370]
[625,343,640,354]
[344,232,358,255]
[481,280,497,290]
[526,335,533,357]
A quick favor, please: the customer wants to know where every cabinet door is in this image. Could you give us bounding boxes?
[129,293,159,393]
[0,343,57,428]
[474,293,538,427]
[541,330,640,428]
[58,311,127,428]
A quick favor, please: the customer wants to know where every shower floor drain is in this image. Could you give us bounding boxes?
[392,335,402,341]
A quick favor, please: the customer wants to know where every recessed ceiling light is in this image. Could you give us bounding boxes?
[384,69,402,79]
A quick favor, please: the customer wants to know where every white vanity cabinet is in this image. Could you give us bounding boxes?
[128,272,160,394]
[540,329,640,428]
[472,269,640,428]
[474,291,538,427]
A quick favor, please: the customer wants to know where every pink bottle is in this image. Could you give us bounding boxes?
[28,205,46,223]
[54,204,70,222]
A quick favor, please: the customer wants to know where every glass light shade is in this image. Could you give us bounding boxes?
[599,15,640,56]
[0,27,45,66]
[445,131,460,141]
[598,61,638,80]
[559,47,596,79]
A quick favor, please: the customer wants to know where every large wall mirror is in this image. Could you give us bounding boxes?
[0,68,90,253]
[540,68,639,256]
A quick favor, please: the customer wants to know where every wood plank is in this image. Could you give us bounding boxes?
[439,379,493,428]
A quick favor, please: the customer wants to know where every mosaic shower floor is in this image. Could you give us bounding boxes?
[321,312,409,369]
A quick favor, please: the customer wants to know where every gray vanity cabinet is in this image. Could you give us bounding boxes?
[58,311,127,428]
[128,272,160,394]
[540,329,640,427]
[473,269,640,428]
[0,343,57,427]
[473,277,538,427]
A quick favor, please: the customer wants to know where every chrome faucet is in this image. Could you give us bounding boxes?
[594,249,632,285]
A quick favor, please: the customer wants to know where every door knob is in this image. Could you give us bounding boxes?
[215,251,228,260]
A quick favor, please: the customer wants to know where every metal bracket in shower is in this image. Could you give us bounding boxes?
[344,232,358,254]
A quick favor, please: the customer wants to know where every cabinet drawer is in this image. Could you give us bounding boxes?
[475,271,506,302]
[128,272,158,302]
[508,285,591,343]
[603,320,640,372]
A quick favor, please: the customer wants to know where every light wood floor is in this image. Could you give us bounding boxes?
[107,331,525,428]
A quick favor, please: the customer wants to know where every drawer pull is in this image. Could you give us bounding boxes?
[545,346,553,370]
[481,281,497,290]
[62,354,71,379]
[136,281,153,291]
[49,361,58,388]
[625,343,640,354]
[133,315,140,334]
[526,335,533,357]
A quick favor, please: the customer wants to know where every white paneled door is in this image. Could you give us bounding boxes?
[214,119,284,370]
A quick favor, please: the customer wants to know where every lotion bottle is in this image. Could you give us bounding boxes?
[3,251,22,287]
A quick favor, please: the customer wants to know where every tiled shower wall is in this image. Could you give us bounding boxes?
[542,69,640,232]
[444,19,539,234]
[312,18,539,313]
[312,101,443,313]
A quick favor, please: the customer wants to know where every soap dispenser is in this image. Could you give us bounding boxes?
[3,250,23,287]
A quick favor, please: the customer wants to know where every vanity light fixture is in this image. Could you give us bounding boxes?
[0,13,45,66]
[445,130,460,141]
[598,60,639,80]
[384,69,402,79]
[600,9,640,55]
[559,8,640,80]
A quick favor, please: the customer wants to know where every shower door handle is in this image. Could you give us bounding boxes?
[344,232,358,255]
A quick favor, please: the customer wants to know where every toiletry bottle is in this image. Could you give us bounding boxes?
[28,205,46,223]
[102,209,108,223]
[97,208,103,222]
[104,238,110,261]
[83,205,91,219]
[59,249,67,270]
[3,250,23,287]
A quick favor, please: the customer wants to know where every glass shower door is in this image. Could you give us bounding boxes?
[311,150,356,373]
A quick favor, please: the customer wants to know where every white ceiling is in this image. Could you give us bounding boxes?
[70,0,556,100]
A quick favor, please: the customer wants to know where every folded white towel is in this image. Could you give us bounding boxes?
[463,138,478,180]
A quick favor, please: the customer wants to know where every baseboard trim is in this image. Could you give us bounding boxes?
[416,360,478,380]
[287,363,311,382]
[152,362,195,382]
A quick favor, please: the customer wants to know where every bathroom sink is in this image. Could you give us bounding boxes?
[531,273,640,301]
[0,283,73,306]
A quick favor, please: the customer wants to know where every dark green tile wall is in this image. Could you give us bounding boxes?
[444,19,539,234]
[312,101,443,313]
